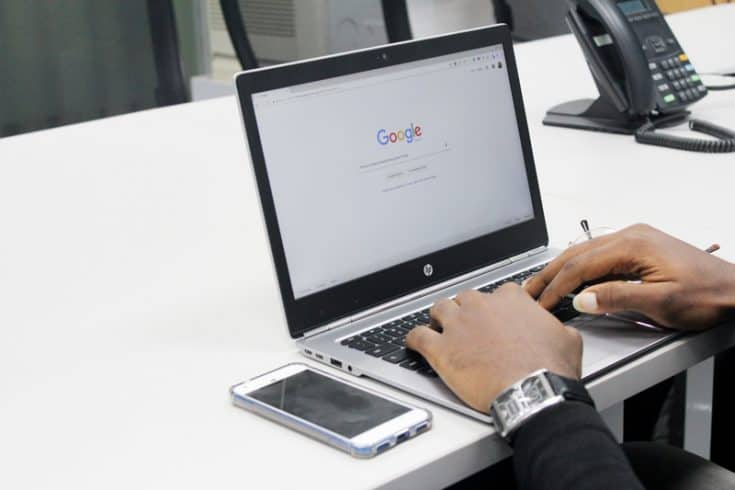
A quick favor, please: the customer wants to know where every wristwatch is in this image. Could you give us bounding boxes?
[489,368,595,442]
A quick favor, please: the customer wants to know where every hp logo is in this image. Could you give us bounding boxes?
[423,264,434,277]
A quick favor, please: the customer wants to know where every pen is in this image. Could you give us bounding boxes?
[580,219,592,241]
[705,243,720,254]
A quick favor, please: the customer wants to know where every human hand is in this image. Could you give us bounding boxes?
[405,285,582,413]
[524,223,735,331]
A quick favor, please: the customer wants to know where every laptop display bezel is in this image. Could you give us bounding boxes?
[236,25,548,338]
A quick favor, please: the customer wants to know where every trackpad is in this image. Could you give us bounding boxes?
[571,314,678,379]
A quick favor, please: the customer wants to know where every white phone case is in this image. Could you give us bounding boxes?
[230,363,432,458]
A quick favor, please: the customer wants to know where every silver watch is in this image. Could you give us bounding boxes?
[489,369,594,442]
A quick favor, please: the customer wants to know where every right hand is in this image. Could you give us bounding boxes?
[524,224,735,331]
[406,286,582,413]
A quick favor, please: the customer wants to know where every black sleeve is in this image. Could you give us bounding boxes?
[512,402,644,490]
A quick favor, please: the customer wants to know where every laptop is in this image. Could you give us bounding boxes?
[234,24,676,422]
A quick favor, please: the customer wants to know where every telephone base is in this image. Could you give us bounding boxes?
[543,98,646,135]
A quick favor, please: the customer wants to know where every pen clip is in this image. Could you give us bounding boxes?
[580,219,592,241]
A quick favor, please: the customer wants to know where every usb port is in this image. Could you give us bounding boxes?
[330,358,342,368]
[376,441,391,454]
[396,431,409,444]
[415,422,429,434]
[304,349,312,356]
[315,353,324,360]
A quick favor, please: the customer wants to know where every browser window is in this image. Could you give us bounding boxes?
[253,45,534,299]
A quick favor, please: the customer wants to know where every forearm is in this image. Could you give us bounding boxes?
[512,402,644,490]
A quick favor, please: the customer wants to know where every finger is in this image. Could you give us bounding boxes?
[454,289,484,306]
[430,297,460,330]
[572,281,671,319]
[406,325,443,365]
[537,241,637,310]
[524,233,620,299]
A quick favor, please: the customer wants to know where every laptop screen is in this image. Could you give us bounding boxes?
[252,44,534,300]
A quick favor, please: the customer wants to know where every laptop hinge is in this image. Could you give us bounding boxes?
[509,245,547,263]
[303,245,547,339]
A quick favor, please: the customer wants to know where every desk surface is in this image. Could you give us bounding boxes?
[1,5,734,489]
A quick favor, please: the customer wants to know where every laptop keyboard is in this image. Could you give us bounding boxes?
[340,263,580,378]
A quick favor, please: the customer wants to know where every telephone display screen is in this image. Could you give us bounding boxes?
[617,0,648,15]
[249,369,410,438]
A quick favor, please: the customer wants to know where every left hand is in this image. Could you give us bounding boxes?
[406,285,583,413]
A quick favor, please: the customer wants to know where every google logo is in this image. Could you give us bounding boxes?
[376,123,423,145]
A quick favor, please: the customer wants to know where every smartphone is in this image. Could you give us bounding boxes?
[230,363,432,458]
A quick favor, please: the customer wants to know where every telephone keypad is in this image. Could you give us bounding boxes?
[650,52,706,109]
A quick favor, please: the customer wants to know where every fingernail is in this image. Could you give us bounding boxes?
[521,278,530,288]
[573,292,598,313]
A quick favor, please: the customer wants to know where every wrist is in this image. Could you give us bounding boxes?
[719,263,735,309]
[703,262,735,319]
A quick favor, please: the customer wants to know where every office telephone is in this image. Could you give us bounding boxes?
[544,0,734,153]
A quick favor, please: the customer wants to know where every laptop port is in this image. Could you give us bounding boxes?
[415,422,429,434]
[376,441,391,454]
[315,353,324,360]
[330,358,342,368]
[304,349,312,356]
[396,431,409,444]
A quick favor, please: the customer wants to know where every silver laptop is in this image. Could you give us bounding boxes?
[234,24,676,422]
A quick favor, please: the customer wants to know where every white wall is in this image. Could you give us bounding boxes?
[407,0,495,38]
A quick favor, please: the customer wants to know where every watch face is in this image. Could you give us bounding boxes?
[493,372,556,434]
[522,376,552,404]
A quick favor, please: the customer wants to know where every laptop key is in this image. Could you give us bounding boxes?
[475,262,550,294]
[383,348,411,364]
[365,334,392,345]
[348,339,376,351]
[399,358,422,370]
[418,366,439,378]
[551,296,580,322]
[366,344,400,357]
[341,336,357,345]
[390,337,407,347]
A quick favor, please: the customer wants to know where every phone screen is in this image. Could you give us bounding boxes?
[248,369,410,438]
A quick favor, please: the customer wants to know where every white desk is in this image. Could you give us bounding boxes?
[1,5,734,489]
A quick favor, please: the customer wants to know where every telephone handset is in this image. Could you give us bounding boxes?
[544,0,734,153]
